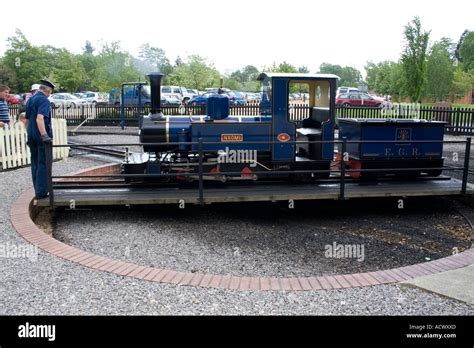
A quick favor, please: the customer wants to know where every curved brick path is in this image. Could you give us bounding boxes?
[10,164,474,291]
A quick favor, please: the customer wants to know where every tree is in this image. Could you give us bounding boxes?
[2,29,54,92]
[450,68,474,100]
[401,16,430,102]
[425,40,455,101]
[318,63,362,87]
[91,41,143,92]
[265,61,298,73]
[175,56,184,66]
[0,60,18,91]
[139,43,172,75]
[455,30,469,63]
[169,55,221,90]
[366,61,393,94]
[365,61,407,98]
[390,62,408,100]
[46,48,87,92]
[298,66,310,73]
[83,40,95,54]
[223,77,241,90]
[78,52,97,91]
[458,31,474,71]
[228,65,259,91]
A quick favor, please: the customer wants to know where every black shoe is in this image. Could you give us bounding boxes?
[36,193,49,199]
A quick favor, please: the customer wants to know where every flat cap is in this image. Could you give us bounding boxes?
[39,79,56,90]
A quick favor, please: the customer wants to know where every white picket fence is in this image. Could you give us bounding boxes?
[0,119,69,170]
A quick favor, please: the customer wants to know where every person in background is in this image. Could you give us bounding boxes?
[24,79,56,199]
[18,84,40,127]
[0,84,11,128]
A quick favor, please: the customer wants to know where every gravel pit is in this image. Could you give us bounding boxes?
[52,196,472,278]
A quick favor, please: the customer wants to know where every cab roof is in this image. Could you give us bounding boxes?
[257,72,340,81]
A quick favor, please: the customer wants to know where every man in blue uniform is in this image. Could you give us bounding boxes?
[25,80,55,199]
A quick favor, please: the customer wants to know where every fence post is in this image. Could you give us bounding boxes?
[198,138,204,205]
[462,137,471,195]
[340,137,347,200]
[44,141,54,207]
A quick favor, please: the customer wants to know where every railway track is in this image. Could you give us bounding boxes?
[68,141,129,158]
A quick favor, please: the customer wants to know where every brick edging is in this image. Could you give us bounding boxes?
[10,164,474,292]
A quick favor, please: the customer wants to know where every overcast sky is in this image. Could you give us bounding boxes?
[1,0,472,77]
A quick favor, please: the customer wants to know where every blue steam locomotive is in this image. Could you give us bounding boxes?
[123,72,445,182]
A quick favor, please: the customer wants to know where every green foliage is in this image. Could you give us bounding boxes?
[223,77,241,91]
[45,47,87,92]
[139,43,173,76]
[458,31,474,71]
[90,41,143,92]
[425,40,455,101]
[229,65,259,91]
[455,30,469,63]
[83,41,95,54]
[265,61,298,73]
[2,30,54,92]
[230,65,259,84]
[169,55,221,90]
[298,66,310,73]
[365,61,407,98]
[0,59,17,89]
[318,63,362,87]
[450,68,474,99]
[401,16,430,102]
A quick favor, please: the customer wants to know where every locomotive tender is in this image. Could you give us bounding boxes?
[123,72,445,182]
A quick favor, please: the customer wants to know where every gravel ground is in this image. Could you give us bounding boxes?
[69,133,141,154]
[54,198,471,277]
[1,138,474,315]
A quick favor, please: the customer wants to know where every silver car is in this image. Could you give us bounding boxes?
[49,93,88,107]
[81,91,108,104]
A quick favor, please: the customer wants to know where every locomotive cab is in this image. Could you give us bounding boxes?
[257,73,339,179]
[296,80,333,161]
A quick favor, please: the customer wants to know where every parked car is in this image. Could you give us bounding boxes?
[227,91,246,105]
[337,87,360,96]
[187,89,200,98]
[49,93,88,107]
[73,93,86,99]
[7,94,20,104]
[187,92,214,106]
[80,92,108,104]
[161,95,181,106]
[246,92,261,102]
[336,93,386,107]
[187,91,245,106]
[161,86,194,103]
[232,91,247,103]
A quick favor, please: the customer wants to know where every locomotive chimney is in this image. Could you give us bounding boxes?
[147,72,164,116]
